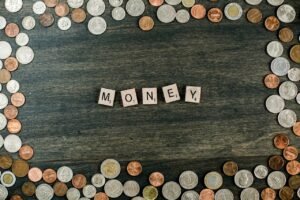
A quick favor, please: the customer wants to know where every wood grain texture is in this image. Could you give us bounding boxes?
[0,0,300,199]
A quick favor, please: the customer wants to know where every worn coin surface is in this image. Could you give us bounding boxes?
[181,190,199,200]
[66,187,80,200]
[279,81,297,100]
[267,0,284,6]
[67,0,84,8]
[283,145,298,160]
[124,180,140,197]
[72,174,87,189]
[149,171,164,187]
[55,2,70,17]
[267,41,283,58]
[265,95,285,114]
[101,159,121,179]
[104,179,123,198]
[83,184,97,198]
[265,16,280,32]
[143,185,158,200]
[33,1,46,15]
[16,46,34,65]
[234,170,254,188]
[270,57,290,76]
[279,27,294,43]
[215,189,234,200]
[179,170,198,190]
[1,171,16,187]
[139,16,154,31]
[126,0,145,17]
[44,0,58,7]
[5,0,23,13]
[91,173,106,188]
[57,166,73,183]
[273,133,289,149]
[88,17,107,35]
[286,160,299,176]
[0,41,12,60]
[204,171,223,190]
[277,4,296,23]
[267,171,286,190]
[207,8,223,23]
[241,187,259,200]
[182,0,195,8]
[289,175,300,190]
[279,186,294,200]
[22,182,36,197]
[28,167,43,182]
[5,23,19,38]
[199,189,214,200]
[290,45,300,64]
[261,188,276,200]
[127,161,142,177]
[42,169,56,184]
[0,155,13,169]
[288,68,300,82]
[4,134,22,153]
[112,7,126,21]
[57,17,72,31]
[157,4,176,23]
[0,184,8,199]
[254,165,268,179]
[12,159,29,177]
[247,8,262,24]
[94,192,109,200]
[11,92,26,107]
[278,109,297,128]
[16,33,29,47]
[87,0,105,16]
[162,181,181,200]
[191,4,206,19]
[269,155,285,170]
[176,9,190,24]
[224,3,243,21]
[0,16,7,30]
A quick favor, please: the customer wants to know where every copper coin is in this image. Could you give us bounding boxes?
[4,105,18,120]
[283,146,298,161]
[264,74,280,89]
[223,161,238,176]
[207,8,223,23]
[292,121,300,136]
[44,0,58,7]
[139,16,154,31]
[191,4,206,19]
[7,119,22,134]
[279,186,294,200]
[53,182,68,197]
[94,192,109,200]
[265,16,280,32]
[12,159,29,177]
[0,69,11,84]
[149,172,164,187]
[43,168,57,184]
[22,182,36,196]
[71,8,86,23]
[273,133,289,149]
[127,161,143,176]
[261,188,276,200]
[28,167,43,182]
[269,155,285,170]
[288,175,300,190]
[10,194,23,200]
[290,45,300,64]
[5,23,20,38]
[149,0,164,6]
[39,12,55,27]
[4,57,19,72]
[199,189,215,200]
[55,3,70,17]
[247,8,262,24]
[72,174,87,189]
[279,27,294,43]
[11,92,26,107]
[286,160,299,176]
[19,145,34,160]
[0,154,13,169]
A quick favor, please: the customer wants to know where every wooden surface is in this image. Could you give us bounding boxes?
[1,0,300,199]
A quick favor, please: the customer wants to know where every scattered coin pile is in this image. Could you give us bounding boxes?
[0,0,300,199]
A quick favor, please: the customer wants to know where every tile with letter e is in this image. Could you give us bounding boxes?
[142,88,157,105]
[162,84,180,103]
[185,86,201,103]
[98,88,116,107]
[121,88,138,107]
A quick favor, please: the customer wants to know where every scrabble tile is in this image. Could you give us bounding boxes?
[142,88,158,105]
[162,84,180,103]
[185,86,201,103]
[98,88,116,107]
[121,88,138,107]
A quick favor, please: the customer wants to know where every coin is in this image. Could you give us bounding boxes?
[279,81,298,100]
[234,170,254,188]
[5,0,23,13]
[104,179,123,198]
[157,4,176,23]
[0,16,6,30]
[0,93,9,110]
[66,187,80,200]
[271,57,290,76]
[127,161,142,176]
[165,0,180,5]
[254,165,268,179]
[18,144,33,160]
[267,41,283,58]
[269,155,285,170]
[297,93,300,104]
[16,46,34,65]
[57,166,73,183]
[55,2,69,17]
[87,0,106,16]
[0,69,11,84]
[36,184,54,200]
[199,189,214,200]
[28,167,43,182]
[139,16,154,31]
[273,134,289,149]
[91,173,105,188]
[4,57,18,72]
[265,16,280,32]
[111,7,126,21]
[277,4,296,23]
[149,0,163,6]
[72,174,87,189]
[286,160,299,176]
[15,33,29,47]
[44,0,58,7]
[4,134,22,153]
[10,194,23,200]
[7,80,20,94]
[12,159,29,177]
[5,23,19,38]
[290,45,300,64]
[245,0,262,5]
[279,27,294,43]
[182,0,195,8]
[215,189,234,200]
[53,182,68,197]
[267,0,284,6]
[88,17,107,35]
[204,171,223,190]
[278,109,297,128]
[179,170,198,190]
[265,95,284,114]
[101,159,121,179]
[279,186,294,200]
[39,12,55,27]
[109,0,123,7]
[162,181,181,200]
[11,92,26,107]
[288,68,300,82]
[0,184,8,199]
[207,8,223,23]
[293,122,300,136]
[83,184,97,198]
[7,119,22,134]
[289,175,300,190]
[0,154,13,169]
[57,17,72,31]
[123,180,140,197]
[1,171,16,187]
[241,188,259,200]
[71,8,86,23]
[181,190,199,200]
[264,74,280,89]
[67,0,84,8]
[22,16,36,30]
[132,196,144,200]
[33,1,46,15]
[42,169,57,184]
[0,136,3,149]
[94,192,109,200]
[268,171,286,190]
[149,172,164,187]
[283,146,298,161]
[224,3,243,21]
[261,188,276,200]
[176,9,190,24]
[191,4,206,19]
[0,41,12,60]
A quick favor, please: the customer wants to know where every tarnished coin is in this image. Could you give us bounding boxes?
[149,172,164,187]
[157,4,176,23]
[234,170,254,188]
[165,0,181,5]
[179,170,198,190]
[199,189,214,200]
[267,0,284,6]
[264,74,280,89]
[57,166,73,183]
[278,109,297,128]
[277,4,296,23]
[33,1,46,15]
[273,133,289,149]
[279,186,294,200]
[0,113,7,130]
[4,134,22,153]
[0,184,8,199]
[215,189,234,200]
[53,182,68,197]
[101,159,121,179]
[261,188,276,200]
[286,160,299,176]
[207,8,223,23]
[162,181,181,200]
[126,0,145,17]
[182,0,195,8]
[283,145,298,160]
[293,121,300,136]
[7,80,20,94]
[5,0,23,13]
[12,159,29,177]
[10,194,22,200]
[72,174,87,189]
[16,46,34,65]
[43,169,57,184]
[39,12,55,27]
[0,93,9,109]
[290,45,300,64]
[1,171,16,187]
[104,179,123,198]
[83,184,97,198]
[241,188,259,200]
[176,9,190,24]
[181,190,199,200]
[0,16,7,30]
[0,41,12,60]
[0,154,13,169]
[265,95,285,114]
[87,0,105,16]
[265,16,280,32]
[112,7,126,21]
[109,0,123,7]
[16,33,29,47]
[127,161,142,176]
[22,182,36,196]
[254,165,268,179]
[88,17,107,35]
[268,171,286,190]
[139,16,154,31]
[22,16,36,30]
[267,41,283,58]
[245,0,262,5]
[71,8,86,23]
[269,155,285,170]
[66,187,80,200]
[57,17,72,31]
[289,175,300,190]
[55,2,70,17]
[279,81,298,100]
[279,27,294,43]
[247,8,262,24]
[67,0,84,8]
[124,180,140,197]
[224,3,243,21]
[270,57,290,76]
[191,4,206,19]
[91,173,105,188]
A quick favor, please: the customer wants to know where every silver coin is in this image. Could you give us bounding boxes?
[0,113,7,131]
[5,0,23,13]
[104,179,123,198]
[6,80,20,94]
[0,184,8,200]
[296,93,300,104]
[0,135,3,149]
[126,0,145,17]
[215,189,234,200]
[132,197,144,200]
[16,32,29,47]
[112,7,126,21]
[83,185,96,198]
[266,41,283,58]
[162,181,182,200]
[179,170,198,190]
[0,16,7,30]
[297,188,300,198]
[265,95,285,114]
[1,171,16,187]
[91,173,105,188]
[234,170,254,188]
[88,17,107,35]
[0,93,8,109]
[79,198,89,200]
[165,0,181,5]
[67,187,80,200]
[22,16,36,30]
[58,17,72,31]
[288,68,300,82]
[267,0,284,6]
[123,180,140,197]
[157,4,176,23]
[57,166,73,183]
[278,109,297,128]
[182,0,195,8]
[224,3,243,21]
[33,1,46,15]
[277,4,296,23]
[204,171,223,190]
[4,134,21,153]
[279,81,298,100]
[181,190,199,200]
[109,0,123,7]
[0,61,2,69]
[67,0,84,8]
[245,0,262,5]
[87,0,106,16]
[253,165,268,179]
[270,57,290,76]
[36,184,54,200]
[240,188,259,200]
[176,9,190,24]
[16,46,35,65]
[101,159,121,179]
[267,171,286,190]
[0,41,12,60]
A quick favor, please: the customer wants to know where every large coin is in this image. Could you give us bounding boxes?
[204,171,223,190]
[267,171,286,190]
[234,170,254,188]
[278,109,297,128]
[179,170,198,190]
[265,95,285,114]
[162,181,181,200]
[277,4,296,23]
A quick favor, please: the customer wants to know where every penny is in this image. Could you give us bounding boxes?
[127,161,142,176]
[289,175,300,190]
[72,174,87,189]
[190,4,206,19]
[28,167,43,182]
[91,173,105,188]
[181,190,199,200]
[123,180,140,197]
[241,188,259,200]
[283,146,298,161]
[53,182,68,197]
[215,189,234,200]
[36,184,54,200]
[286,160,299,176]
[4,134,22,153]
[279,81,297,100]
[68,0,84,8]
[0,41,12,60]
[254,165,268,179]
[288,68,300,82]
[5,0,23,13]
[11,92,26,107]
[4,105,18,120]
[19,145,34,160]
[7,80,20,94]
[109,0,123,7]
[87,0,106,16]
[7,119,22,134]
[44,0,58,7]
[273,133,289,149]
[199,189,214,200]
[176,9,190,24]
[142,185,158,200]
[5,57,19,72]
[15,32,29,46]
[57,17,72,31]
[207,8,223,23]
[264,74,279,89]
[279,186,294,200]
[149,172,164,187]
[111,7,126,21]
[149,0,163,6]
[234,170,254,188]
[267,171,286,190]
[104,179,123,198]
[224,3,243,21]
[278,109,297,128]
[277,4,296,23]
[101,159,121,179]
[55,3,70,17]
[0,154,13,169]
[269,155,285,170]
[139,16,154,31]
[267,41,283,58]
[39,12,55,27]
[0,184,8,199]
[12,159,29,177]
[22,16,36,30]
[1,171,16,187]
[290,45,300,64]
[162,181,181,200]
[83,184,96,198]
[5,23,19,38]
[10,194,23,200]
[204,171,223,190]
[33,1,46,15]
[179,170,198,190]
[16,46,34,65]
[43,169,57,184]
[293,122,300,136]
[71,8,86,23]
[57,166,73,183]
[265,95,284,114]
[223,161,238,176]
[157,4,176,23]
[88,17,107,35]
[261,188,276,200]
[279,27,294,43]
[0,69,11,84]
[265,16,280,32]
[267,0,284,6]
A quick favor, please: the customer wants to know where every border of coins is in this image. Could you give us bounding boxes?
[0,0,300,199]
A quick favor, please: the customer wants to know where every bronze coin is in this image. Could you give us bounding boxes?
[4,105,19,120]
[28,167,43,182]
[43,168,57,184]
[127,161,143,176]
[288,175,300,190]
[279,186,294,200]
[290,44,300,64]
[55,3,70,17]
[39,12,55,27]
[44,0,58,7]
[7,119,22,134]
[4,57,19,72]
[139,16,154,31]
[283,146,298,161]
[72,174,87,189]
[292,121,300,136]
[265,16,280,32]
[264,74,280,89]
[261,188,276,200]
[191,4,206,19]
[12,159,29,177]
[0,69,11,84]
[11,92,26,107]
[223,161,238,176]
[273,133,289,149]
[94,192,109,200]
[149,172,164,187]
[0,154,13,169]
[199,189,215,200]
[268,155,285,170]
[54,182,68,197]
[5,23,20,38]
[71,8,86,23]
[149,0,163,6]
[247,8,262,24]
[10,194,23,200]
[279,27,294,43]
[22,182,36,196]
[19,145,34,160]
[207,8,223,23]
[286,160,299,176]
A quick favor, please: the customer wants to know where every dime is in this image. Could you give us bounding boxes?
[57,166,73,183]
[139,16,154,31]
[162,181,181,200]
[279,27,294,43]
[181,190,199,200]
[124,180,140,197]
[7,80,20,94]
[28,167,43,182]
[245,0,262,5]
[42,169,56,184]
[88,17,107,35]
[269,155,285,170]
[241,188,259,200]
[0,16,7,30]
[5,23,19,38]
[283,145,298,160]
[215,189,234,200]
[176,9,190,24]
[36,184,54,200]
[157,4,176,23]
[289,175,300,190]
[1,171,16,187]
[277,4,296,23]
[94,192,109,200]
[264,74,280,89]
[67,0,84,8]
[53,182,68,197]
[267,41,283,58]
[55,2,70,17]
[199,189,214,200]
[267,0,284,6]
[16,46,35,65]
[179,170,198,190]
[4,134,22,153]
[279,81,297,100]
[83,184,97,198]
[279,186,294,200]
[182,0,195,8]
[101,159,121,179]
[39,12,55,27]
[273,133,289,149]
[265,95,284,114]
[33,1,46,15]
[91,173,106,188]
[5,0,23,13]
[254,165,268,179]
[270,57,290,76]
[288,68,300,82]
[268,171,286,190]
[293,122,300,136]
[15,33,29,47]
[109,0,123,7]
[66,187,80,200]
[0,41,12,60]
[190,4,206,19]
[261,188,276,200]
[286,160,299,176]
[71,8,86,23]
[112,7,126,21]
[87,0,106,16]
[127,161,142,176]
[44,0,58,8]
[278,109,297,128]
[207,8,223,23]
[290,45,300,64]
[149,172,164,187]
[149,0,163,7]
[57,17,72,31]
[224,3,243,21]
[11,92,26,107]
[72,174,87,189]
[0,154,13,169]
[0,113,7,131]
[0,93,9,108]
[234,170,254,188]
[265,16,280,32]
[104,179,123,198]
[11,159,29,177]
[0,184,8,199]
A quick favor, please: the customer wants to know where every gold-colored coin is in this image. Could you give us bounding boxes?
[0,154,13,169]
[12,159,29,177]
[100,159,121,179]
[290,45,300,64]
[3,173,13,184]
[22,182,36,196]
[143,185,158,200]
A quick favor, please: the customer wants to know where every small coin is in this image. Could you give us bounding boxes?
[278,109,297,128]
[215,189,234,200]
[111,7,126,21]
[94,192,109,200]
[234,170,254,188]
[157,4,176,23]
[179,170,198,190]
[67,0,84,8]
[91,173,106,188]
[101,159,121,179]
[33,1,46,15]
[181,190,199,200]
[254,165,268,179]
[43,169,57,184]
[279,27,294,43]
[190,4,206,19]
[16,33,29,47]
[176,9,190,24]
[71,8,86,23]
[22,16,36,30]
[288,68,300,82]
[83,184,97,198]
[293,121,300,136]
[268,171,286,190]
[277,4,296,23]
[57,166,73,183]
[182,0,195,8]
[0,69,11,84]
[4,134,22,153]
[269,155,285,170]
[87,0,106,16]
[53,182,68,197]
[264,74,280,89]
[283,146,298,161]
[124,180,140,197]
[265,95,284,114]
[267,0,284,6]
[57,17,72,31]
[290,45,300,64]
[28,167,43,182]
[104,179,123,198]
[199,189,214,200]
[265,16,280,32]
[0,16,7,30]
[88,17,107,35]
[270,57,290,76]
[16,46,34,65]
[0,184,8,199]
[245,0,262,5]
[44,0,58,8]
[55,2,70,17]
[0,154,13,169]
[1,171,16,187]
[224,3,243,21]
[241,188,259,200]
[72,174,87,189]
[36,184,54,200]
[149,0,163,6]
[273,133,289,149]
[162,181,181,200]
[12,159,29,177]
[207,8,223,23]
[127,161,142,176]
[7,80,20,94]
[286,160,299,176]
[279,186,294,200]
[66,187,80,200]
[261,188,276,200]
[149,171,164,187]
[5,0,23,13]
[0,113,7,130]
[5,23,19,38]
[109,0,123,7]
[279,81,297,100]
[11,92,26,107]
[18,145,33,161]
[267,41,283,58]
[139,16,154,31]
[39,12,55,27]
